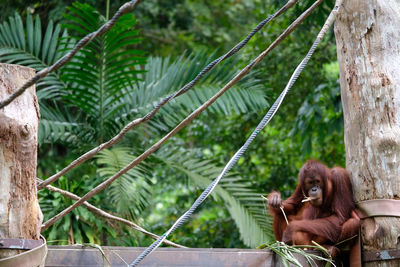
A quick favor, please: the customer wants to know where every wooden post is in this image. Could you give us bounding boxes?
[335,1,400,266]
[0,63,42,258]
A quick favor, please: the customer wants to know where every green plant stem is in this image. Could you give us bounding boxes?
[106,0,110,20]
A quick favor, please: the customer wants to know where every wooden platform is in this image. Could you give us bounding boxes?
[45,246,327,266]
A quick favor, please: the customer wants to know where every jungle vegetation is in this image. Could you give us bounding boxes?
[0,0,343,248]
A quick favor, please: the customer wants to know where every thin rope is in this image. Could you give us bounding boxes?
[38,0,298,190]
[129,1,342,265]
[40,0,321,231]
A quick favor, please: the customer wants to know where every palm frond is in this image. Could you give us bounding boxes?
[117,51,269,134]
[0,13,82,147]
[61,2,145,143]
[0,13,66,101]
[96,147,152,219]
[38,104,82,145]
[159,148,274,247]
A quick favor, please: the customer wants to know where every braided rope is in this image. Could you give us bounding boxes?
[129,1,342,266]
[38,0,298,190]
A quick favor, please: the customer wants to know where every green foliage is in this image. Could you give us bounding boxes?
[135,0,274,56]
[0,12,65,100]
[38,105,83,144]
[1,0,347,249]
[0,12,82,145]
[158,147,274,247]
[291,61,344,165]
[61,2,145,144]
[34,3,272,246]
[39,175,117,245]
[96,147,152,219]
[135,51,268,135]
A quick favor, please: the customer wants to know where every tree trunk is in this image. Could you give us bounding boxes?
[0,63,42,258]
[334,1,400,266]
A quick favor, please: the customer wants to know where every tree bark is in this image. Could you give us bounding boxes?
[0,63,42,258]
[335,1,400,266]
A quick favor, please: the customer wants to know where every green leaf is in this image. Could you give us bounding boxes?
[47,24,61,64]
[0,13,66,102]
[15,13,25,50]
[33,15,42,57]
[126,51,268,134]
[42,20,54,62]
[9,17,21,48]
[60,3,144,143]
[96,147,152,219]
[26,14,34,54]
[38,104,82,145]
[2,21,14,47]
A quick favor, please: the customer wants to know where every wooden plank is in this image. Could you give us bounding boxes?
[44,246,335,266]
[45,247,275,267]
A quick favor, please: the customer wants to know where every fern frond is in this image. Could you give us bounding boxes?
[96,147,152,219]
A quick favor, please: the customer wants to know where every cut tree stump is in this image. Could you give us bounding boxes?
[0,63,42,258]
